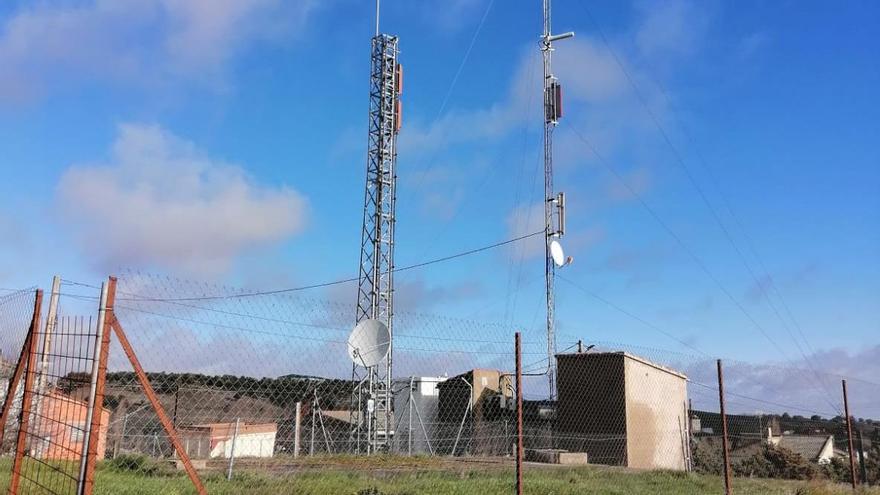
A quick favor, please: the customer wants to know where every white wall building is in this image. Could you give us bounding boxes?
[181,422,277,459]
[393,376,447,455]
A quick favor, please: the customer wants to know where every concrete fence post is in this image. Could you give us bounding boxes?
[294,402,302,459]
[227,418,240,481]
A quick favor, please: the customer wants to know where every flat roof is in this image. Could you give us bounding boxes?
[556,351,687,380]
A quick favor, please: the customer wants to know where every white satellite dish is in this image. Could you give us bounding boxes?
[549,239,566,267]
[347,319,390,368]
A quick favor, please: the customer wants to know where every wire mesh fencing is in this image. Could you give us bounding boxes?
[103,272,533,467]
[2,273,874,493]
[0,282,110,495]
[515,338,880,491]
[0,288,38,457]
[11,315,100,495]
[718,362,880,488]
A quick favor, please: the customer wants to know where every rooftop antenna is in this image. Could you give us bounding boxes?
[350,0,403,454]
[542,0,573,400]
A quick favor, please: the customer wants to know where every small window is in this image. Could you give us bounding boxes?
[70,422,87,442]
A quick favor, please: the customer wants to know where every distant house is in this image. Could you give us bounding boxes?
[769,433,836,464]
[179,422,277,459]
[716,427,837,466]
[319,409,361,427]
[691,410,780,439]
[32,390,111,460]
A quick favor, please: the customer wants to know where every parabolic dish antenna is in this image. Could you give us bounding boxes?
[347,319,391,368]
[549,239,566,267]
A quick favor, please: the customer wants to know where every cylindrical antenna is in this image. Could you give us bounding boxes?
[375,0,380,36]
[557,192,566,236]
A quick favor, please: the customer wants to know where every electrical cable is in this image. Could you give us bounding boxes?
[85,230,543,302]
[563,122,842,414]
[562,123,789,359]
[688,380,837,418]
[409,0,496,193]
[557,274,710,358]
[504,51,541,326]
[573,0,838,412]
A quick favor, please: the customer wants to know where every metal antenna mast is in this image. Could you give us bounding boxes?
[352,0,403,454]
[541,0,573,399]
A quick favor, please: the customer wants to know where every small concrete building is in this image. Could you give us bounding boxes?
[32,390,111,460]
[179,422,277,459]
[437,369,512,455]
[437,369,512,422]
[555,351,689,470]
[393,376,447,454]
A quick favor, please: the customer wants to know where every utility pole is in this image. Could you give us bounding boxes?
[541,0,573,399]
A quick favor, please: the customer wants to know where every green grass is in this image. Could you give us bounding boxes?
[0,455,877,494]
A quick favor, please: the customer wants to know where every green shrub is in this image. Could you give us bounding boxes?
[104,454,169,477]
[691,440,723,475]
[734,444,818,480]
[820,456,852,484]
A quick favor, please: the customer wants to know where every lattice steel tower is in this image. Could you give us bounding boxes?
[351,18,402,453]
[542,0,573,400]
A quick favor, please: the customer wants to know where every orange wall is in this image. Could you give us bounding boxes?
[35,392,110,460]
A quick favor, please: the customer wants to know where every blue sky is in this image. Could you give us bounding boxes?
[0,0,878,395]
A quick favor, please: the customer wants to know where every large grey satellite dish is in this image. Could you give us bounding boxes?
[347,319,390,368]
[549,239,566,267]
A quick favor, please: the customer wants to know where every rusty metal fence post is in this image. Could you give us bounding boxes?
[515,331,523,495]
[843,379,858,490]
[108,291,208,495]
[9,289,43,494]
[717,359,732,495]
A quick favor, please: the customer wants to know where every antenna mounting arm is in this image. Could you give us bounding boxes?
[548,32,575,43]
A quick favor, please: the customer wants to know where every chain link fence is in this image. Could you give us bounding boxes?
[0,288,38,458]
[1,274,877,493]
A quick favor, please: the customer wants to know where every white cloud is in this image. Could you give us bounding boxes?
[394,278,483,313]
[634,0,711,59]
[419,0,492,32]
[57,123,309,275]
[553,39,629,104]
[399,39,628,158]
[0,0,318,102]
[685,346,880,418]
